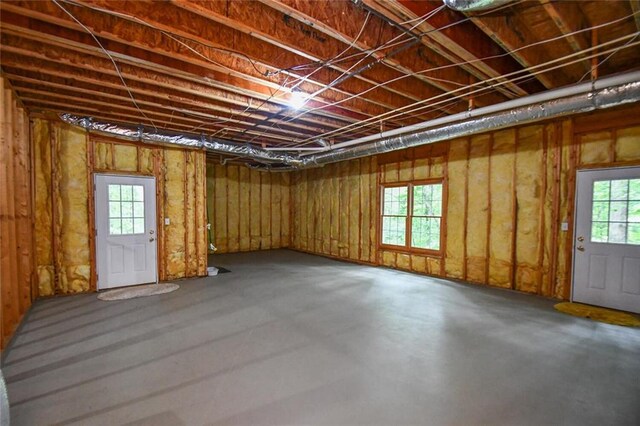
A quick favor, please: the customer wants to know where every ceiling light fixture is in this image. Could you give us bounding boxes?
[288,90,308,110]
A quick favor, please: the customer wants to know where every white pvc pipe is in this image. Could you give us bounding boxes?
[303,70,640,155]
[265,147,326,151]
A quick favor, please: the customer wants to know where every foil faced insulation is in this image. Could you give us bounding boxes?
[442,0,513,12]
[59,114,302,167]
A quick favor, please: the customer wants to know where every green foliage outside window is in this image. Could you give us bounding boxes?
[591,178,640,245]
[381,182,443,251]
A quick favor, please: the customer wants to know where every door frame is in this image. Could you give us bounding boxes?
[570,165,640,306]
[93,172,159,290]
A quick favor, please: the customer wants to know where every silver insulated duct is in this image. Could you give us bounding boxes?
[59,115,304,168]
[60,71,640,170]
[442,0,513,12]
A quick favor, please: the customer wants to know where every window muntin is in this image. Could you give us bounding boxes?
[591,178,640,245]
[411,184,442,250]
[382,186,408,245]
[108,184,145,235]
[381,181,443,252]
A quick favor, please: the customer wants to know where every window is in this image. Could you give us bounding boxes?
[381,181,444,252]
[591,178,640,245]
[108,184,145,235]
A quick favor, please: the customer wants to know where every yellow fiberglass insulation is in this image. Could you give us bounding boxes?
[163,149,187,279]
[56,124,91,293]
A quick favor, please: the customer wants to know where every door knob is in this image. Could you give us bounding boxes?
[577,236,584,242]
[577,245,585,252]
[149,237,155,242]
[150,230,155,235]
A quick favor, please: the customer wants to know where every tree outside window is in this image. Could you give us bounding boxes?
[381,180,444,253]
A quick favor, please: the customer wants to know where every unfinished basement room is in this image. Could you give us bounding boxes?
[1,0,640,424]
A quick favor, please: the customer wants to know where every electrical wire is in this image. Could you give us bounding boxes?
[247,5,447,144]
[283,11,640,146]
[56,0,639,148]
[578,33,640,83]
[276,11,371,86]
[292,32,640,147]
[57,0,474,138]
[59,0,322,142]
[290,7,639,120]
[52,0,158,130]
[61,0,268,76]
[280,4,447,91]
[265,2,517,80]
[322,36,640,143]
[293,9,639,125]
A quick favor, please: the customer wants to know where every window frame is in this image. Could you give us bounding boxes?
[590,177,640,245]
[379,178,446,256]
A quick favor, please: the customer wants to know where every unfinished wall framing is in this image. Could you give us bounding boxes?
[0,76,34,350]
[206,163,290,253]
[289,105,640,299]
[33,118,207,296]
[287,157,378,264]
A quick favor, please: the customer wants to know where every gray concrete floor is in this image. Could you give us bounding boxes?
[2,249,639,425]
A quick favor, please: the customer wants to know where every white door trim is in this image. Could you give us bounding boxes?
[95,173,158,290]
[571,165,640,313]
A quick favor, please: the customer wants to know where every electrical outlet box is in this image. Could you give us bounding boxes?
[561,221,568,231]
[164,218,170,226]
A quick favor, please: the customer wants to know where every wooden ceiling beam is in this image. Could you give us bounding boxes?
[630,0,640,32]
[0,29,365,130]
[373,0,544,97]
[0,50,370,144]
[12,84,332,141]
[3,59,378,145]
[5,72,342,136]
[175,0,504,108]
[539,0,592,74]
[466,6,577,89]
[361,0,527,100]
[1,41,379,143]
[54,0,442,121]
[83,0,466,113]
[0,6,399,125]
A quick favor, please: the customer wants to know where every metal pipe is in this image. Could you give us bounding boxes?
[60,70,640,170]
[301,79,640,167]
[306,70,640,154]
[59,114,304,167]
[442,0,513,12]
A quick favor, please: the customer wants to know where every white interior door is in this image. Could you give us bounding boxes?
[95,174,157,290]
[573,167,640,313]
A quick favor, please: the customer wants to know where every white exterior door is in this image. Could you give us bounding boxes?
[573,167,640,313]
[95,174,157,290]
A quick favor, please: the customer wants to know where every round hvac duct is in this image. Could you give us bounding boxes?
[443,0,513,12]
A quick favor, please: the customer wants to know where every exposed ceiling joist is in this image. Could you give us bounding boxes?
[0,0,637,156]
[365,0,540,97]
[467,5,579,89]
[630,0,640,32]
[539,0,592,74]
[253,0,510,106]
[0,3,398,125]
[66,0,446,121]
